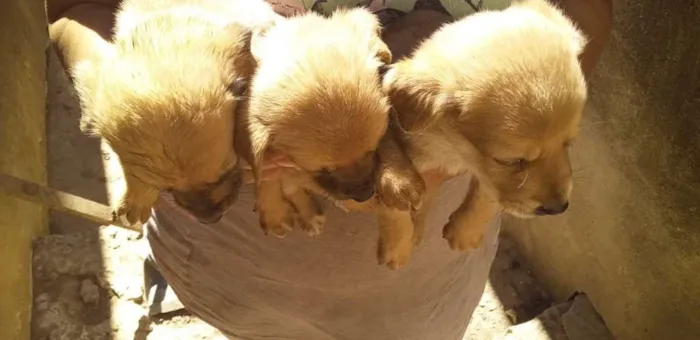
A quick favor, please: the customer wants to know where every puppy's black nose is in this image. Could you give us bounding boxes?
[536,201,569,216]
[349,187,375,203]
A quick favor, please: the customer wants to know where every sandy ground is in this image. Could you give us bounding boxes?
[32,49,560,340]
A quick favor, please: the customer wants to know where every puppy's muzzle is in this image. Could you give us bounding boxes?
[535,201,569,216]
[347,185,375,202]
[341,175,377,202]
[314,173,377,202]
[178,204,226,224]
[195,211,224,224]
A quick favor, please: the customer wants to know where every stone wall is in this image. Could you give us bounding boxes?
[503,1,700,339]
[0,0,49,339]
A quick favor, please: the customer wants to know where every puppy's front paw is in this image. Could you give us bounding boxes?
[442,220,484,252]
[256,181,300,238]
[114,176,160,227]
[114,193,153,226]
[259,207,297,238]
[377,168,425,211]
[412,229,424,248]
[377,234,415,270]
[299,213,325,237]
[285,190,326,237]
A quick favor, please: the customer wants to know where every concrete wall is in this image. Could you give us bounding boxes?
[502,1,700,339]
[0,0,49,339]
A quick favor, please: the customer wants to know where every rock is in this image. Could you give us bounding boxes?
[498,293,614,340]
[561,294,615,340]
[35,293,51,312]
[79,279,100,306]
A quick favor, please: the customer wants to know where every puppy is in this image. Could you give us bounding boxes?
[236,8,414,239]
[380,0,588,260]
[73,0,273,225]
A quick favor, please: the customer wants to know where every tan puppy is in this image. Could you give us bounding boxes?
[380,0,588,261]
[73,0,275,225]
[236,8,412,239]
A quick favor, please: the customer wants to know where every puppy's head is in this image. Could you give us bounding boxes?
[385,0,587,217]
[246,8,391,202]
[74,19,255,223]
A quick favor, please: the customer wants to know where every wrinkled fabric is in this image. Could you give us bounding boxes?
[147,176,500,340]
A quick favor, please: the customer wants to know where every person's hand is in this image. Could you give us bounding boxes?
[554,0,613,77]
[240,150,300,184]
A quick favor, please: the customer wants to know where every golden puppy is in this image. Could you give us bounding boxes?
[380,0,588,259]
[236,8,411,239]
[73,0,270,225]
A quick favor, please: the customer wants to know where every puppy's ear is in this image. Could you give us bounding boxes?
[382,64,458,132]
[566,26,588,57]
[233,105,270,188]
[335,7,392,64]
[250,22,276,63]
[249,124,271,188]
[374,39,392,65]
[72,60,102,136]
[220,24,257,81]
[335,7,382,32]
[513,0,587,56]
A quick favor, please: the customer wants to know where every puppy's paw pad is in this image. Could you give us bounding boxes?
[301,214,325,237]
[377,240,414,270]
[442,223,484,252]
[115,200,150,225]
[260,214,295,238]
[412,232,424,248]
[446,236,483,252]
[378,251,410,270]
[262,222,293,238]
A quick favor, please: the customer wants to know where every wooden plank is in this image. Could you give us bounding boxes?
[0,172,135,231]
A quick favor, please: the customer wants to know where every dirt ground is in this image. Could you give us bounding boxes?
[31,224,550,340]
[32,49,585,340]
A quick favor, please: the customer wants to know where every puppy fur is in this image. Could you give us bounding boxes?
[236,8,408,239]
[73,0,271,225]
[379,0,588,262]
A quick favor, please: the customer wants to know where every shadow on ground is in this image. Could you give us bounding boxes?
[31,47,226,340]
[484,235,615,340]
[31,49,115,340]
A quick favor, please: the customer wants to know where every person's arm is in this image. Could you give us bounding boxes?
[555,0,613,77]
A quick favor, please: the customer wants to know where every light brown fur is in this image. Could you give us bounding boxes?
[377,0,588,264]
[73,0,272,225]
[236,8,411,240]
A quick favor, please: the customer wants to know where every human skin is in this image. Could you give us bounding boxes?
[46,0,612,189]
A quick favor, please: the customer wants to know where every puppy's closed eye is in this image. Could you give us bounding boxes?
[494,158,529,171]
[378,64,390,81]
[316,167,334,176]
[227,77,249,97]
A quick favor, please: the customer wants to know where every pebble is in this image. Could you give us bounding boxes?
[80,278,100,305]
